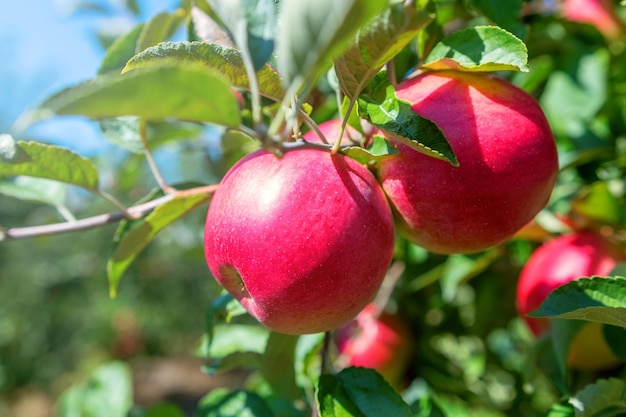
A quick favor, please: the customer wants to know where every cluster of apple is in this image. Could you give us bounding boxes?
[203,69,559,338]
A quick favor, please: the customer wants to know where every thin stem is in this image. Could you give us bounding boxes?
[371,260,406,319]
[1,184,219,241]
[320,331,333,375]
[332,97,359,154]
[97,190,133,218]
[139,119,176,194]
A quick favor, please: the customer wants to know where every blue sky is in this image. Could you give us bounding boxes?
[0,0,180,154]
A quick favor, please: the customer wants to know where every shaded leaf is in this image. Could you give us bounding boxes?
[603,324,626,362]
[99,23,145,74]
[57,362,133,417]
[135,10,186,54]
[99,117,205,154]
[20,63,241,128]
[124,41,284,100]
[277,0,389,90]
[571,181,624,226]
[0,135,100,191]
[107,190,213,297]
[334,2,433,99]
[199,292,248,358]
[468,0,526,40]
[530,276,626,328]
[357,72,457,166]
[318,367,412,417]
[422,25,528,72]
[261,332,301,400]
[197,389,275,417]
[98,9,186,75]
[570,378,626,417]
[0,177,66,208]
[205,0,277,70]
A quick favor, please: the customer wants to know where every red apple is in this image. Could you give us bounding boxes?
[335,304,412,388]
[204,148,395,335]
[563,0,624,40]
[378,70,559,254]
[516,230,623,370]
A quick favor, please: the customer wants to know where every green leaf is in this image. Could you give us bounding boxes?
[207,324,269,359]
[334,2,433,99]
[570,378,626,417]
[0,177,66,210]
[107,189,213,297]
[422,25,529,72]
[135,10,186,54]
[205,0,277,70]
[276,0,389,91]
[341,135,398,166]
[571,182,624,226]
[0,135,100,191]
[546,402,576,417]
[57,362,133,417]
[357,72,458,166]
[124,41,285,100]
[261,332,301,400]
[99,117,205,154]
[530,276,626,328]
[99,23,145,74]
[549,319,586,378]
[21,63,241,129]
[140,403,186,417]
[317,367,412,417]
[602,325,626,362]
[98,10,186,75]
[468,0,526,40]
[199,292,249,360]
[197,389,275,417]
[540,48,610,138]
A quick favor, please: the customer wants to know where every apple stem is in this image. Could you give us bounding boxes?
[319,331,333,376]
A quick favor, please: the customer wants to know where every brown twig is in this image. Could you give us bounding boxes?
[1,184,218,241]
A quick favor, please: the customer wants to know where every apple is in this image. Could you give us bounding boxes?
[563,0,624,40]
[516,230,623,370]
[204,148,395,335]
[377,70,559,254]
[335,304,412,389]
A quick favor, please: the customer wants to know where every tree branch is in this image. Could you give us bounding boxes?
[1,184,219,241]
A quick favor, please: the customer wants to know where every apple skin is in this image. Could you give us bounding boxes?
[378,70,559,254]
[335,304,412,389]
[204,148,395,335]
[563,0,624,40]
[516,230,622,370]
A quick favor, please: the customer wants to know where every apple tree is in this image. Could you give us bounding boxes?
[2,0,626,416]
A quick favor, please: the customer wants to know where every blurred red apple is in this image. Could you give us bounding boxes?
[516,230,623,370]
[563,0,624,39]
[335,304,412,388]
[378,70,559,254]
[204,148,395,334]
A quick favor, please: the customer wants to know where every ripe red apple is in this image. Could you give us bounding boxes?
[335,304,412,389]
[516,230,623,370]
[563,0,624,40]
[378,70,559,254]
[204,148,395,335]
